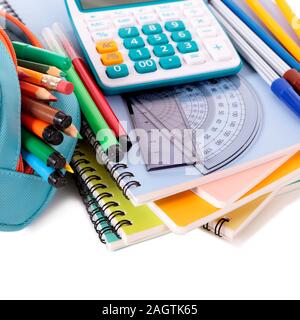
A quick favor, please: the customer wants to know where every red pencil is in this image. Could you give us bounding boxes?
[52,23,131,152]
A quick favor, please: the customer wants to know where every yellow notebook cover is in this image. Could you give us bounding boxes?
[72,142,169,245]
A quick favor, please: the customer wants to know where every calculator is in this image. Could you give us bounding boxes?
[65,0,242,95]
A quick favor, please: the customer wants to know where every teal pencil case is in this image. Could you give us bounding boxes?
[0,39,81,231]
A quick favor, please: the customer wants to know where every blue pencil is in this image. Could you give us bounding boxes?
[22,150,67,188]
[221,0,300,71]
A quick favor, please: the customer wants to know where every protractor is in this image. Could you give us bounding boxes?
[127,75,262,174]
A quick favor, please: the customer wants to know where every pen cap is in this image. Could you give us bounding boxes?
[284,69,300,95]
[271,78,300,118]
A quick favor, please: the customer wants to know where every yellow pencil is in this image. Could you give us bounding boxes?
[245,0,300,61]
[276,0,300,39]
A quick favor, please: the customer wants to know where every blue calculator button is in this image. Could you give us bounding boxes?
[129,48,151,61]
[124,37,145,49]
[148,33,169,46]
[159,56,182,70]
[165,21,186,32]
[142,23,163,35]
[134,59,157,74]
[171,30,192,42]
[153,44,175,57]
[177,41,199,54]
[118,27,140,38]
[106,64,129,79]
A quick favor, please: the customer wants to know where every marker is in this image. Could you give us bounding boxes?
[41,28,123,161]
[18,66,74,95]
[52,23,132,151]
[21,128,70,170]
[22,113,64,146]
[20,81,57,102]
[22,150,67,188]
[210,5,300,118]
[18,59,66,78]
[12,41,72,71]
[22,96,72,130]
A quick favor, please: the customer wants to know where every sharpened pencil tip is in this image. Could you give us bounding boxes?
[77,132,83,140]
[65,164,74,174]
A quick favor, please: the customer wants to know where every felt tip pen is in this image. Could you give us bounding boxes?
[22,150,67,188]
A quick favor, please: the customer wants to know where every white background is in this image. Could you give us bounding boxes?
[2,0,300,300]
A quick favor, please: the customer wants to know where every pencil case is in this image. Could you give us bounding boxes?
[0,37,81,231]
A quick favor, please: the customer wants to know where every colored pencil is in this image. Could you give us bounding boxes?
[20,81,57,101]
[22,113,64,146]
[18,59,66,78]
[64,124,82,139]
[22,95,72,130]
[18,66,74,95]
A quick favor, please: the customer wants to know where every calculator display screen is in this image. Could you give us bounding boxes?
[80,0,159,10]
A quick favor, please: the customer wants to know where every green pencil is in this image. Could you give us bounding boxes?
[22,128,67,170]
[18,59,66,78]
[66,66,123,161]
[13,42,72,72]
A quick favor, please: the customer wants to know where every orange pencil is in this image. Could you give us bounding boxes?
[21,113,64,146]
[20,81,57,102]
[18,66,74,95]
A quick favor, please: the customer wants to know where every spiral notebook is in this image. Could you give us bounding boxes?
[203,179,300,240]
[71,141,169,247]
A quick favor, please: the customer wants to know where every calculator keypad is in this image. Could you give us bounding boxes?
[78,0,241,86]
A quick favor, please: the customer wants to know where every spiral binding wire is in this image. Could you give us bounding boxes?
[0,1,24,22]
[80,120,141,199]
[214,218,230,237]
[72,146,133,243]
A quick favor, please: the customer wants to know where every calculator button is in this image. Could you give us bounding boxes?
[184,52,207,65]
[153,44,175,57]
[91,30,114,42]
[171,30,192,42]
[197,27,219,38]
[101,52,124,66]
[184,8,205,17]
[181,1,199,9]
[118,27,140,38]
[129,48,151,61]
[158,10,180,21]
[159,56,182,70]
[114,16,136,28]
[148,33,169,46]
[204,38,233,61]
[191,17,212,28]
[84,14,102,23]
[111,10,128,18]
[87,20,112,32]
[165,21,186,32]
[134,59,157,74]
[177,41,199,54]
[134,7,155,15]
[136,13,158,25]
[142,23,163,35]
[106,64,129,79]
[96,40,118,54]
[123,37,145,49]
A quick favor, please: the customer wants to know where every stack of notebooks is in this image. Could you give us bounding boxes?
[70,2,300,251]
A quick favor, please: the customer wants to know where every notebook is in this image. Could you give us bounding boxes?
[83,63,300,206]
[150,152,300,234]
[204,178,300,240]
[71,141,169,246]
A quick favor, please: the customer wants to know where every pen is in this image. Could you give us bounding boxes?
[221,0,300,71]
[245,0,300,61]
[209,4,300,118]
[211,0,300,94]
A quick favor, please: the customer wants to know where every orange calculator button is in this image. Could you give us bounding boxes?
[96,40,118,54]
[101,52,124,66]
